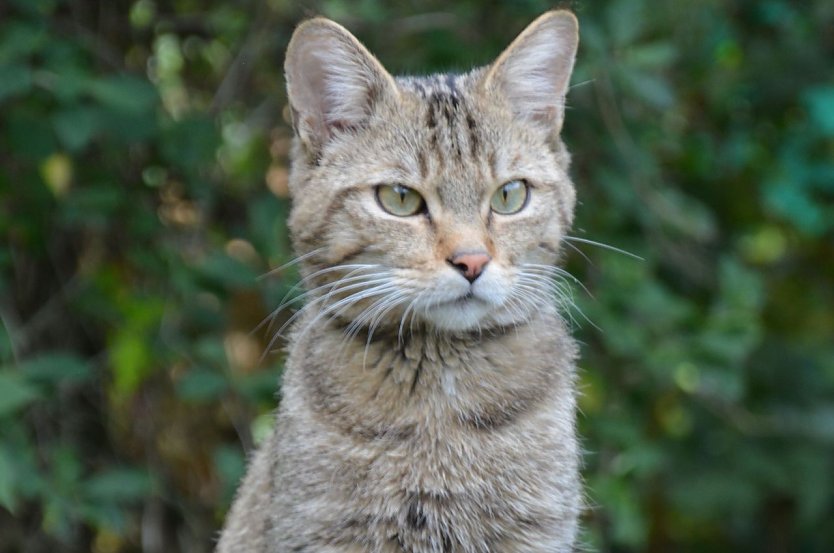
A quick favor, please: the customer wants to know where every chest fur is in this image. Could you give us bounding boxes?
[267,318,580,552]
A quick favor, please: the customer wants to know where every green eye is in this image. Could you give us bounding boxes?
[376,184,425,216]
[490,180,528,214]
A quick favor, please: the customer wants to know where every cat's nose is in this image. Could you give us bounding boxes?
[447,251,492,283]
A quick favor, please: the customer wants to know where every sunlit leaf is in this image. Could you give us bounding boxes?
[110,331,154,397]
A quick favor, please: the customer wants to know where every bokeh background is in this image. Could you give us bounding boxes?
[2,0,833,551]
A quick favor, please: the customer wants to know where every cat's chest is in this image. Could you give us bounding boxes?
[273,323,578,550]
[278,395,572,552]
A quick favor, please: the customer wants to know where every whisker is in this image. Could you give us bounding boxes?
[272,283,399,360]
[516,268,601,331]
[360,293,410,368]
[568,78,595,90]
[502,293,532,333]
[260,276,395,361]
[256,247,327,280]
[564,236,643,261]
[257,264,386,328]
[255,269,389,337]
[563,240,592,265]
[398,294,421,344]
[522,264,594,299]
[329,288,408,365]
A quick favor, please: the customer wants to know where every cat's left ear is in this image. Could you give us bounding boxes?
[483,10,579,133]
[284,18,399,151]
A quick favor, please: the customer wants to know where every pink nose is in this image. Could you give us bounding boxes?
[447,251,492,283]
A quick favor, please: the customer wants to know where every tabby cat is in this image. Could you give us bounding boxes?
[217,10,582,552]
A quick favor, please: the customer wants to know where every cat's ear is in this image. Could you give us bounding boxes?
[483,10,578,133]
[284,18,399,150]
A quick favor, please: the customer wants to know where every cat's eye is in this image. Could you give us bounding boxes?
[490,180,529,214]
[376,184,426,216]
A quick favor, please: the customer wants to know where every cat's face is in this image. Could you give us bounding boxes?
[285,12,578,333]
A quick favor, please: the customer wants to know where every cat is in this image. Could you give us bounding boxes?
[217,10,581,553]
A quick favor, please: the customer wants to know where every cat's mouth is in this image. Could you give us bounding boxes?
[421,292,497,331]
[442,291,483,306]
[457,291,475,302]
[429,292,496,318]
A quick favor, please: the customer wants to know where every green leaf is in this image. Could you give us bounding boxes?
[20,352,93,387]
[0,22,47,62]
[99,110,159,143]
[0,446,17,511]
[79,502,128,533]
[5,111,57,161]
[85,468,152,503]
[60,185,126,227]
[764,176,830,236]
[0,372,41,417]
[110,330,154,397]
[618,68,675,108]
[624,42,677,68]
[233,370,280,404]
[52,107,102,151]
[606,0,646,47]
[804,86,834,136]
[196,253,258,290]
[9,0,58,16]
[176,369,228,402]
[214,445,245,505]
[160,117,220,173]
[0,64,32,102]
[86,75,157,115]
[48,66,91,103]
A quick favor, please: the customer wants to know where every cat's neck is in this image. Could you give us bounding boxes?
[282,307,576,439]
[291,304,562,368]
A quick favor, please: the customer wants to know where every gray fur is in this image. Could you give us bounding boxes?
[218,11,582,552]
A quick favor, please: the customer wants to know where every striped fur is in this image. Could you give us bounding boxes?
[218,10,582,553]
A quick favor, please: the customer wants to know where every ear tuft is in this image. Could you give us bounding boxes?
[484,11,579,133]
[284,18,398,150]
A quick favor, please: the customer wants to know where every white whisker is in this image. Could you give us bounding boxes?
[515,267,600,331]
[257,270,389,337]
[254,264,384,334]
[564,236,643,260]
[256,247,327,280]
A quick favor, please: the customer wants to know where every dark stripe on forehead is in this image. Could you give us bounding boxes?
[411,79,427,98]
[401,73,463,98]
[426,91,462,163]
[416,148,428,180]
[465,109,481,159]
[400,73,488,182]
[426,98,437,129]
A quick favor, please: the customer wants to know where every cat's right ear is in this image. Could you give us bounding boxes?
[483,11,579,134]
[284,18,399,151]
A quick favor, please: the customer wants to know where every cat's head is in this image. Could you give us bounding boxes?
[283,11,578,333]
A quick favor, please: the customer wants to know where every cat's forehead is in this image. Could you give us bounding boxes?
[392,71,499,209]
[397,72,470,100]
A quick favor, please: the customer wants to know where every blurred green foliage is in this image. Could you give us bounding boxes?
[1,0,833,551]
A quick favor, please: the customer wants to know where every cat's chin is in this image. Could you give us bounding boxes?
[422,296,516,332]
